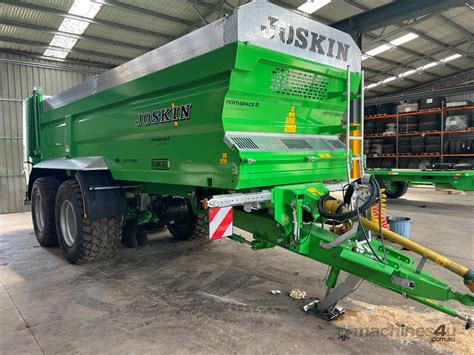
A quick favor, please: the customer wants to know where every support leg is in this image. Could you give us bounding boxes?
[304,274,363,321]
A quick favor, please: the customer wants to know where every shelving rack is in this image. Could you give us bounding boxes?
[364,105,474,168]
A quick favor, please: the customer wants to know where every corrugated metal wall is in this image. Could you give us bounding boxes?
[0,52,102,214]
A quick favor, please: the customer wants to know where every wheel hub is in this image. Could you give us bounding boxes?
[60,200,77,247]
[33,191,44,232]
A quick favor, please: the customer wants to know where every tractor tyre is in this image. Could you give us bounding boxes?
[31,177,61,246]
[55,179,122,264]
[384,181,409,199]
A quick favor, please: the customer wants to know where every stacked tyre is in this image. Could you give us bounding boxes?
[410,136,425,154]
[399,116,418,133]
[425,136,441,153]
[418,114,440,132]
[445,139,474,154]
[364,121,375,135]
[398,137,411,154]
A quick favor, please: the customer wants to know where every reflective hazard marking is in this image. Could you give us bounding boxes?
[209,207,233,240]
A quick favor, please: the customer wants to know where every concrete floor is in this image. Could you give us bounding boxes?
[0,187,472,354]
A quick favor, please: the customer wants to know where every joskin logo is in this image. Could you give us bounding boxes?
[260,16,350,62]
[135,103,192,127]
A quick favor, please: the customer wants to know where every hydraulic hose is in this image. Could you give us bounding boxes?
[318,175,379,222]
[321,198,474,293]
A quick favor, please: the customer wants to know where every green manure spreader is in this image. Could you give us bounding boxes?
[24,1,473,325]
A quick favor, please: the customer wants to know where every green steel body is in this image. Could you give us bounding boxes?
[28,42,358,194]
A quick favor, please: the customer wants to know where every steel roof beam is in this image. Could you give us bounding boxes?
[1,1,176,41]
[0,36,130,63]
[437,14,473,40]
[340,1,464,72]
[332,0,466,35]
[365,38,472,80]
[90,0,194,26]
[365,83,474,105]
[364,68,422,86]
[0,19,151,52]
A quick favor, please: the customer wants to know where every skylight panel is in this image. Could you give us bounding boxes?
[298,0,331,14]
[44,0,102,59]
[43,49,69,59]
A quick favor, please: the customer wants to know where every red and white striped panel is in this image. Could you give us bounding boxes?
[209,207,233,240]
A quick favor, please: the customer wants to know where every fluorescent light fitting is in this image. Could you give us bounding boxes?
[361,54,369,61]
[399,69,416,78]
[382,76,396,84]
[69,0,102,18]
[58,18,90,35]
[365,44,391,57]
[366,83,379,89]
[49,35,78,49]
[43,49,69,59]
[389,32,419,46]
[442,53,462,63]
[297,0,331,14]
[419,62,439,70]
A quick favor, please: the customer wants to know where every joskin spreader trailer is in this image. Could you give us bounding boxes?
[24,1,473,325]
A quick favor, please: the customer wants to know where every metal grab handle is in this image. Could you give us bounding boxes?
[345,65,351,184]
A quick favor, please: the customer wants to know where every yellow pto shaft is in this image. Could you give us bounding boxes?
[323,199,474,292]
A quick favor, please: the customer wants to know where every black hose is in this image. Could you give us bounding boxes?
[317,175,379,222]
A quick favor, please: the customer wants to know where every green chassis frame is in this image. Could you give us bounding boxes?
[368,169,474,191]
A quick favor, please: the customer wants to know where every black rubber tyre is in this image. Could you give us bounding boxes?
[411,145,425,154]
[410,136,425,146]
[425,144,441,153]
[399,116,418,125]
[31,177,61,247]
[380,159,393,169]
[371,160,382,168]
[407,159,420,169]
[399,159,410,168]
[450,140,457,154]
[426,136,441,145]
[384,181,409,199]
[398,137,411,146]
[467,140,473,155]
[382,144,395,153]
[399,123,418,132]
[398,145,411,153]
[371,139,385,144]
[122,221,139,248]
[421,113,440,121]
[418,122,440,131]
[443,140,450,154]
[167,200,198,240]
[455,140,462,154]
[55,179,122,264]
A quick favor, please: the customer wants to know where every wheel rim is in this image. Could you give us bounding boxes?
[60,200,77,247]
[385,182,398,194]
[33,190,44,232]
